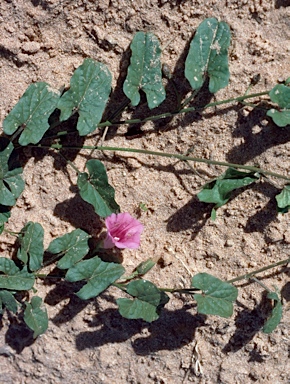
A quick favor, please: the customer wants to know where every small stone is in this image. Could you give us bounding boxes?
[225,239,234,247]
[22,41,41,54]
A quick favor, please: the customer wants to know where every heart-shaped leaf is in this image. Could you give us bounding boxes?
[192,273,238,318]
[123,32,166,109]
[185,18,231,93]
[3,83,60,145]
[0,290,18,314]
[117,280,169,322]
[17,222,44,271]
[0,258,35,291]
[275,184,290,213]
[267,84,290,127]
[57,58,112,135]
[65,256,125,300]
[77,159,120,218]
[263,290,283,334]
[47,229,91,269]
[24,296,48,338]
[0,139,25,207]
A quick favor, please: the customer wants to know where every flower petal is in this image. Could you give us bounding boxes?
[104,212,144,249]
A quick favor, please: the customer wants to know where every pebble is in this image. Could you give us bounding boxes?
[225,239,234,247]
[22,41,41,54]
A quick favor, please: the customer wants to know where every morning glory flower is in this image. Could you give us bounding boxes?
[103,212,144,249]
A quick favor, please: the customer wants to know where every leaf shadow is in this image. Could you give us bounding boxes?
[75,305,206,354]
[53,195,104,236]
[166,196,212,239]
[98,43,132,141]
[165,179,278,239]
[5,312,34,354]
[226,103,290,164]
[243,181,279,235]
[222,293,271,354]
[44,280,90,325]
[30,0,50,9]
[158,0,188,7]
[281,280,290,302]
[275,0,290,8]
[43,111,86,168]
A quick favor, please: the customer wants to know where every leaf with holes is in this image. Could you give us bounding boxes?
[267,84,290,127]
[0,139,25,207]
[185,18,231,93]
[3,83,60,145]
[123,32,166,109]
[275,184,290,213]
[0,258,35,291]
[47,229,91,269]
[117,280,169,322]
[77,159,120,218]
[24,296,48,338]
[65,256,125,300]
[263,290,283,334]
[192,273,238,318]
[57,58,112,135]
[197,168,259,219]
[17,222,44,271]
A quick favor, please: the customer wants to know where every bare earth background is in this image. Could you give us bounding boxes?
[0,0,290,383]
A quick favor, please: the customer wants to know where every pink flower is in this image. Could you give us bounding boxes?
[103,213,144,249]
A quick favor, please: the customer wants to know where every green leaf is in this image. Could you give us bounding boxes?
[0,258,35,290]
[0,205,11,230]
[0,290,18,314]
[123,32,166,109]
[24,296,48,338]
[135,258,157,276]
[185,18,231,93]
[77,159,120,218]
[197,168,259,218]
[17,222,44,271]
[0,139,25,207]
[47,229,90,269]
[117,298,158,322]
[57,58,112,135]
[263,291,283,334]
[275,185,290,213]
[65,256,125,300]
[267,84,290,127]
[117,280,169,322]
[3,82,60,145]
[192,273,238,318]
[0,257,19,275]
[268,84,290,108]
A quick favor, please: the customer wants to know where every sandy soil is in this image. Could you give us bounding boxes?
[0,0,290,383]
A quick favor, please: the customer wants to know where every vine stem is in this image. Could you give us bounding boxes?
[96,90,270,128]
[34,256,290,291]
[38,90,271,142]
[226,256,290,284]
[157,256,290,294]
[250,277,271,293]
[46,144,290,182]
